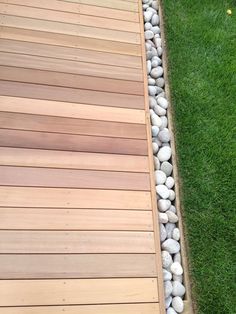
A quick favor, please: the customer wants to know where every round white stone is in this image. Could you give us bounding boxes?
[152,0,159,10]
[158,128,171,142]
[169,205,177,213]
[170,262,183,275]
[150,66,163,78]
[157,96,169,109]
[152,26,161,34]
[164,280,173,298]
[173,274,183,283]
[152,56,162,67]
[154,156,160,170]
[159,212,168,224]
[172,228,180,241]
[156,184,170,199]
[144,22,152,30]
[155,170,166,184]
[162,239,180,254]
[169,189,176,201]
[154,104,166,116]
[147,60,152,74]
[157,46,163,56]
[158,199,171,212]
[163,268,172,281]
[165,223,176,238]
[166,176,175,189]
[172,296,184,313]
[149,96,157,108]
[152,126,159,137]
[172,281,186,297]
[167,307,178,314]
[158,146,172,161]
[165,296,172,309]
[161,161,173,176]
[145,30,154,40]
[156,77,165,88]
[174,252,181,263]
[148,77,156,85]
[160,116,168,130]
[151,14,160,26]
[161,250,173,268]
[144,10,153,22]
[146,50,153,60]
[160,223,167,242]
[152,142,159,154]
[154,37,162,48]
[151,113,162,127]
[148,85,157,96]
[166,210,178,223]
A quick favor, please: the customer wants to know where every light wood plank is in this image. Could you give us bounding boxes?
[0,279,158,306]
[0,96,145,124]
[0,39,142,68]
[0,4,140,32]
[0,231,155,253]
[0,0,139,22]
[0,303,160,314]
[0,112,146,139]
[0,208,153,231]
[0,27,141,56]
[0,166,150,191]
[0,66,144,95]
[0,52,143,81]
[0,129,148,155]
[0,187,152,209]
[0,15,140,44]
[0,254,157,278]
[0,81,144,109]
[0,148,149,172]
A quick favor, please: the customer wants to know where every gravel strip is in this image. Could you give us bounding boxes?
[142,1,186,313]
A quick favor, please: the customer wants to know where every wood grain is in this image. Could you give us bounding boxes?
[0,66,144,95]
[0,129,148,155]
[0,81,145,109]
[0,278,158,306]
[0,96,145,124]
[0,254,157,278]
[0,208,153,230]
[0,3,140,32]
[0,27,141,56]
[0,148,149,172]
[0,231,155,253]
[0,187,152,209]
[0,304,160,314]
[0,39,142,68]
[0,52,143,81]
[0,0,139,22]
[0,166,150,191]
[0,15,140,44]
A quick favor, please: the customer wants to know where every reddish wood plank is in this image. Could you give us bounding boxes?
[0,166,150,191]
[0,66,144,95]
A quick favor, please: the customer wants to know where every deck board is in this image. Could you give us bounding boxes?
[0,1,165,313]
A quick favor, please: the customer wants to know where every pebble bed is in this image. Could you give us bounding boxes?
[142,1,186,313]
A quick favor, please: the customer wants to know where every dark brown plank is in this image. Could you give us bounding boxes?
[0,254,157,279]
[0,112,147,139]
[0,129,148,155]
[0,66,144,95]
[0,166,150,190]
[0,81,144,109]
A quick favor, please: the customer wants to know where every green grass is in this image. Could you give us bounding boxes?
[161,0,236,313]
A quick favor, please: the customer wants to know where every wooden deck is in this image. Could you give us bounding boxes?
[0,0,165,313]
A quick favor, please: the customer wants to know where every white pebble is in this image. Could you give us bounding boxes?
[152,26,160,34]
[164,280,173,298]
[145,30,154,40]
[148,85,157,96]
[166,210,178,223]
[144,10,153,22]
[154,36,162,48]
[159,212,168,224]
[160,223,167,242]
[154,156,160,170]
[158,146,172,161]
[146,50,153,60]
[166,176,175,189]
[167,307,178,314]
[157,46,163,56]
[147,60,152,74]
[165,296,173,309]
[157,96,168,109]
[149,96,157,108]
[144,22,152,30]
[161,161,173,176]
[151,14,160,26]
[170,262,183,275]
[152,126,159,137]
[158,128,171,142]
[155,170,166,184]
[152,0,159,10]
[156,184,170,199]
[172,281,186,297]
[162,239,180,254]
[169,189,176,201]
[150,66,163,78]
[158,199,171,212]
[154,104,166,116]
[148,77,156,85]
[163,268,172,281]
[172,296,184,313]
[152,142,159,154]
[162,250,173,268]
[160,116,168,130]
[174,252,181,263]
[173,274,183,283]
[172,228,180,241]
[152,56,162,67]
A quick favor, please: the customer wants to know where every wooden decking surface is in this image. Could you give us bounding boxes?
[0,0,165,313]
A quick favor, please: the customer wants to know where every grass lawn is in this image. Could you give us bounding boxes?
[161,0,236,313]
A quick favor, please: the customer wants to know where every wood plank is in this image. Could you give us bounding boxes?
[0,39,142,68]
[0,231,155,253]
[0,81,144,109]
[0,254,156,278]
[0,52,143,81]
[0,15,140,44]
[0,303,160,314]
[0,187,152,209]
[0,96,145,124]
[0,66,144,95]
[0,112,146,139]
[0,27,141,56]
[61,0,139,12]
[0,148,149,173]
[0,279,158,306]
[0,208,153,230]
[0,166,150,191]
[0,129,148,155]
[0,0,139,22]
[0,3,140,33]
